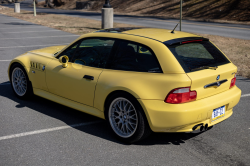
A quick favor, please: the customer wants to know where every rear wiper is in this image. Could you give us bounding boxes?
[191,66,218,71]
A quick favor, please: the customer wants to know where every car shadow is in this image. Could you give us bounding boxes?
[135,131,205,145]
[0,81,204,145]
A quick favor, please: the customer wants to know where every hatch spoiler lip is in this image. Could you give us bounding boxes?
[204,79,228,89]
[163,37,209,46]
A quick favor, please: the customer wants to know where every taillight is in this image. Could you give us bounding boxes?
[165,87,197,104]
[230,74,236,89]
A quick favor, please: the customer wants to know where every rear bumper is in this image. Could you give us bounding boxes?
[138,86,241,132]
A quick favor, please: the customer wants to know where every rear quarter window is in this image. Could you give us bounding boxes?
[107,40,162,73]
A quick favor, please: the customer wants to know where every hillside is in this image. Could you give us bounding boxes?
[41,0,250,22]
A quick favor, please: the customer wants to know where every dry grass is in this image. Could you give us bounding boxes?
[0,6,139,35]
[0,6,249,78]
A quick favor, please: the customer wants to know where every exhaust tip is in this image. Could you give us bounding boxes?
[200,125,204,132]
[192,123,203,131]
[204,124,208,130]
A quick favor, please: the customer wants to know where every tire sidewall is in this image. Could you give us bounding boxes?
[106,93,149,143]
[10,63,33,99]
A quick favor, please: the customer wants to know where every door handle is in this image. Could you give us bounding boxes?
[83,75,94,80]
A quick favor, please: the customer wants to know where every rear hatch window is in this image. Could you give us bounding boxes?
[165,38,236,100]
[166,40,230,72]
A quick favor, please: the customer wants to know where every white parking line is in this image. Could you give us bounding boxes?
[0,43,69,49]
[0,121,102,141]
[0,60,11,61]
[241,94,250,98]
[0,35,79,40]
[4,30,61,33]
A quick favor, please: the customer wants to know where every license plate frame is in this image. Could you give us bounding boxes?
[212,106,225,121]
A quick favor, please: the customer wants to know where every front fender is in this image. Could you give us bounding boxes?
[8,52,55,91]
[8,54,32,81]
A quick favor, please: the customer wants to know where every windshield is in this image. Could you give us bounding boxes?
[167,41,230,72]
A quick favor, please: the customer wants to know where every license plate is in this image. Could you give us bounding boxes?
[212,106,225,121]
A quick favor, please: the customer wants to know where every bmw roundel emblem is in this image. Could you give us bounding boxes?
[216,75,220,80]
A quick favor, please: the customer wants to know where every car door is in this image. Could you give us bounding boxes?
[46,37,116,106]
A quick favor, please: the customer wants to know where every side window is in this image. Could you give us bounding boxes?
[128,43,138,52]
[72,38,115,68]
[56,41,80,61]
[108,40,162,73]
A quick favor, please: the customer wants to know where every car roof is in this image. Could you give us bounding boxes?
[94,27,201,42]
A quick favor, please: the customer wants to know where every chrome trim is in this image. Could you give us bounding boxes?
[204,79,228,89]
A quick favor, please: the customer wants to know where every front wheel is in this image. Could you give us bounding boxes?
[107,93,151,143]
[10,63,33,99]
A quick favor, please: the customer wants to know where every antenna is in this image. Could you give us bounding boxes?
[171,2,191,34]
[171,22,180,34]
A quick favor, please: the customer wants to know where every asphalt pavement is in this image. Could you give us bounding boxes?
[0,13,250,166]
[2,0,250,40]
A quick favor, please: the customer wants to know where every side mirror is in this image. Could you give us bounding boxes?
[59,55,69,68]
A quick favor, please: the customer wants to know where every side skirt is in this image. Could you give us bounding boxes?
[33,88,105,119]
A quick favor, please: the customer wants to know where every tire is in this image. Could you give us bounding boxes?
[10,63,33,99]
[106,93,152,143]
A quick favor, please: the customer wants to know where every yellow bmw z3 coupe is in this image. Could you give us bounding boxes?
[8,28,241,143]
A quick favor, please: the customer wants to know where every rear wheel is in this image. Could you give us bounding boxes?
[107,93,151,143]
[10,63,33,99]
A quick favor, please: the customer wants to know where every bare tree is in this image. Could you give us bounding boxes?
[44,0,53,7]
[44,0,64,7]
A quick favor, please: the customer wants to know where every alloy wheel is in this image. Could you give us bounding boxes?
[11,67,27,96]
[109,97,138,138]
